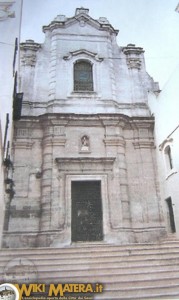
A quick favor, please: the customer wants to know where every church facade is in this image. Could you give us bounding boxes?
[2,8,166,248]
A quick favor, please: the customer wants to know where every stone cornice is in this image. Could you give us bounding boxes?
[42,136,66,147]
[55,157,115,172]
[21,100,150,117]
[133,140,155,149]
[20,40,41,51]
[103,137,125,147]
[55,157,115,163]
[13,141,33,149]
[130,117,154,130]
[122,44,144,56]
[17,114,154,129]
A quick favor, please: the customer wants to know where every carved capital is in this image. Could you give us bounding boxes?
[103,138,125,147]
[133,140,155,149]
[123,44,144,70]
[126,58,142,69]
[20,40,41,67]
[122,44,144,56]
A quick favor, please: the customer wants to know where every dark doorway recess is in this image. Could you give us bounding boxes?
[71,180,103,242]
[166,197,176,233]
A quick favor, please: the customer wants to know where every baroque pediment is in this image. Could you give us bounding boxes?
[63,49,104,62]
[43,8,118,35]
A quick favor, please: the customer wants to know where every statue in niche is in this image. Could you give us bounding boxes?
[81,135,90,151]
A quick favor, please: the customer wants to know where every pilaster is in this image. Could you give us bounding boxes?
[51,121,67,231]
[102,117,131,229]
[131,121,162,227]
[107,39,117,101]
[49,35,58,100]
[122,44,146,103]
[20,40,41,103]
[39,117,67,234]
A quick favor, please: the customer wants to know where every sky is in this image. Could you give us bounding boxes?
[21,0,179,89]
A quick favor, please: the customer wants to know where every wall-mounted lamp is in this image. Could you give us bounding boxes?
[36,169,42,179]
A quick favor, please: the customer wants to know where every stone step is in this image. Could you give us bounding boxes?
[1,242,179,255]
[27,262,179,274]
[0,253,179,273]
[107,277,179,288]
[1,247,179,273]
[2,238,179,249]
[19,278,179,300]
[1,256,179,269]
[29,269,179,282]
[35,283,179,300]
[1,258,178,273]
[1,241,179,254]
[94,284,179,299]
[1,241,179,299]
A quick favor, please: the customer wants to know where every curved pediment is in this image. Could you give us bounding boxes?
[63,49,104,62]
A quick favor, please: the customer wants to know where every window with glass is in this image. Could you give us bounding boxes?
[74,60,93,91]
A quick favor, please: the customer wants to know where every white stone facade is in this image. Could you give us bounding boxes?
[149,66,179,238]
[2,8,166,248]
[0,0,23,247]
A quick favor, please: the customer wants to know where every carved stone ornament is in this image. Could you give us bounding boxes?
[63,49,104,62]
[0,1,15,21]
[20,40,41,67]
[122,44,144,70]
[79,17,86,27]
[126,58,142,69]
[75,8,89,15]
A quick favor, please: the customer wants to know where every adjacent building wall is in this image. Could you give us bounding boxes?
[149,65,179,237]
[0,0,23,246]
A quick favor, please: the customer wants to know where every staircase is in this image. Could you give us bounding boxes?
[1,239,179,299]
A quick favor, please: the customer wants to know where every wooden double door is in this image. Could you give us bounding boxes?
[71,181,103,242]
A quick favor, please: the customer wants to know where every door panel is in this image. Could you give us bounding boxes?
[71,181,103,242]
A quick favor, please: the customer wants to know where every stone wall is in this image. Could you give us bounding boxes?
[2,114,166,248]
[149,67,179,237]
[0,0,23,247]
